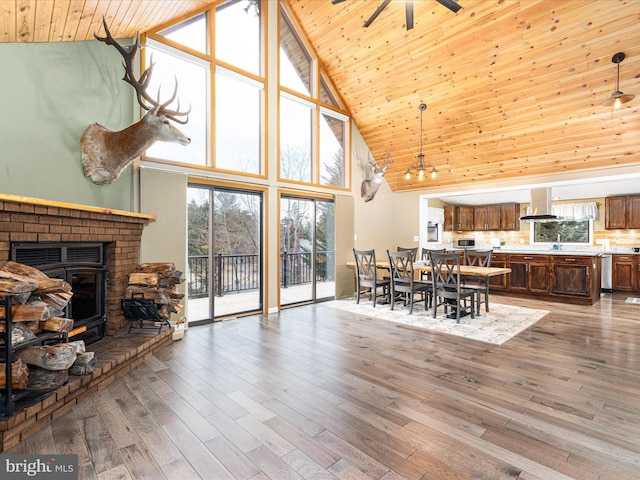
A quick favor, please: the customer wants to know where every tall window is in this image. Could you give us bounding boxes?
[144,1,265,176]
[144,40,209,165]
[279,4,349,189]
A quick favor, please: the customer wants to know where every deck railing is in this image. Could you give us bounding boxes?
[188,251,335,297]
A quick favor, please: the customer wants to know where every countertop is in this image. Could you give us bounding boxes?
[489,249,604,256]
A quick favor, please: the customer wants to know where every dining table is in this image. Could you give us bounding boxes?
[346,260,511,316]
[346,260,511,279]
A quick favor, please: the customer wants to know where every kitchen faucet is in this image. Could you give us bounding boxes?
[557,234,561,250]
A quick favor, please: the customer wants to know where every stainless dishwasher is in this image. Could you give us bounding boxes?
[601,254,612,292]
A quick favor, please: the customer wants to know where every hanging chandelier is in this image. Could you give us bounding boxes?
[601,52,635,108]
[404,103,437,181]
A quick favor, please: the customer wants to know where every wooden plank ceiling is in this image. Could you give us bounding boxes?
[1,0,639,194]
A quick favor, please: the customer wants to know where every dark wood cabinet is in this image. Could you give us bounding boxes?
[490,252,601,304]
[474,205,502,230]
[507,254,550,294]
[551,256,593,298]
[500,203,519,231]
[474,206,488,231]
[489,253,507,290]
[444,205,456,231]
[445,202,519,232]
[487,205,502,230]
[605,195,640,229]
[458,206,474,231]
[613,254,636,290]
[629,196,640,229]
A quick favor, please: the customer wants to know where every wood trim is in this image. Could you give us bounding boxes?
[0,193,156,221]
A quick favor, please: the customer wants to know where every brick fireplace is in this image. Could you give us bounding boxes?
[0,194,176,451]
[0,193,155,337]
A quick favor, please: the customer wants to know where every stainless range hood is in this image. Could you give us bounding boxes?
[520,188,558,221]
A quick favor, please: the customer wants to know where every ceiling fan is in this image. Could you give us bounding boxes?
[331,0,463,30]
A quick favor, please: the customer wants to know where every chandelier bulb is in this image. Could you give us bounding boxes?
[405,170,411,180]
[431,169,437,179]
[418,169,424,181]
[614,97,622,109]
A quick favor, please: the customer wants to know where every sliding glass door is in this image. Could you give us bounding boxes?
[187,184,263,324]
[280,195,335,306]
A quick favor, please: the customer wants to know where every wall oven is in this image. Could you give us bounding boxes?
[426,222,439,243]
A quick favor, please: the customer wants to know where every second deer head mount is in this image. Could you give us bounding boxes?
[361,153,393,202]
[80,17,191,185]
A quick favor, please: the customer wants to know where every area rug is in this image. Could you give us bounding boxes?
[625,297,640,305]
[322,298,549,345]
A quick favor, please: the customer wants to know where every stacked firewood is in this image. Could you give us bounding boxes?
[0,261,97,394]
[0,261,75,340]
[124,262,185,320]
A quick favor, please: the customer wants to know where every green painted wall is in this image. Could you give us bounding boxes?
[0,40,135,210]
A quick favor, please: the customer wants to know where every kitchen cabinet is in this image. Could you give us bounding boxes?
[500,203,519,231]
[458,206,474,231]
[487,205,502,230]
[474,206,487,231]
[489,253,507,290]
[605,195,640,229]
[444,205,473,231]
[612,254,636,291]
[507,254,550,294]
[630,196,640,229]
[474,205,501,230]
[551,255,595,298]
[489,252,601,304]
[444,205,456,231]
[445,203,519,232]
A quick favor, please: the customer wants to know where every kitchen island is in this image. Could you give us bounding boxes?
[487,249,602,305]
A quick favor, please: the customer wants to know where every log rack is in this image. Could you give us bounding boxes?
[1,295,71,417]
[121,296,171,334]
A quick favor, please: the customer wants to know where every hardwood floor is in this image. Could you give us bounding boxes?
[7,292,640,479]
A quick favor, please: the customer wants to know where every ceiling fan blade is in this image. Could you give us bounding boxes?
[406,0,414,30]
[436,0,463,13]
[331,0,347,4]
[363,0,392,27]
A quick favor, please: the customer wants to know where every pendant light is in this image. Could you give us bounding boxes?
[404,103,437,181]
[602,52,635,108]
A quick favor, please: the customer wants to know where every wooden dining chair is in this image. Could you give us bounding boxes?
[420,247,446,282]
[428,251,476,323]
[396,246,418,262]
[387,249,432,314]
[352,248,390,307]
[462,249,493,313]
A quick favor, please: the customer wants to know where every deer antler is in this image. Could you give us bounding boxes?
[95,16,190,124]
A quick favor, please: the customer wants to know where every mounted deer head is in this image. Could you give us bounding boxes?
[361,153,393,202]
[80,17,191,185]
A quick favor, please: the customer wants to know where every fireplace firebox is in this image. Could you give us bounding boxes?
[11,243,107,344]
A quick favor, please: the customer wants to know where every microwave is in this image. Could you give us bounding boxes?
[456,238,475,248]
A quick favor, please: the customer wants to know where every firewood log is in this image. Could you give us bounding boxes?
[16,344,77,370]
[69,353,96,376]
[40,317,74,333]
[27,367,68,392]
[65,341,86,354]
[0,279,37,295]
[128,272,159,286]
[136,262,176,276]
[0,260,48,279]
[0,303,49,321]
[41,291,74,311]
[0,359,29,390]
[32,278,72,294]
